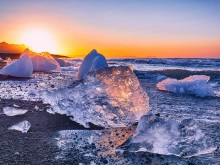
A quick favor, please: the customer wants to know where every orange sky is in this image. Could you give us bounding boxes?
[0,0,220,58]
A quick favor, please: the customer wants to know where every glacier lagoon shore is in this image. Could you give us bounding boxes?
[0,77,219,164]
[0,58,220,164]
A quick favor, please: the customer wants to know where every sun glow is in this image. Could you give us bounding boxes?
[20,28,58,54]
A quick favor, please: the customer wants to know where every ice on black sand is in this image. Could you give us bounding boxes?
[8,120,31,133]
[3,107,28,116]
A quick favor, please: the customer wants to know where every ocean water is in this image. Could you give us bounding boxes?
[108,58,220,71]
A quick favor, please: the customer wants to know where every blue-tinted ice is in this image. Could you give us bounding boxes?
[116,113,216,158]
[8,120,31,133]
[21,49,61,72]
[76,49,108,80]
[157,75,214,97]
[0,54,33,77]
[43,66,149,128]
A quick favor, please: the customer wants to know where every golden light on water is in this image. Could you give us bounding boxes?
[20,28,58,54]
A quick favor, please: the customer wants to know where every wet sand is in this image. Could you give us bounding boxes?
[0,99,102,164]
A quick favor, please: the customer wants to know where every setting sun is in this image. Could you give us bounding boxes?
[20,28,58,54]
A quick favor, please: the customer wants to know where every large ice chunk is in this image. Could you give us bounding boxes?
[76,49,108,80]
[116,113,216,158]
[21,49,60,72]
[156,75,214,97]
[8,120,31,133]
[0,54,33,77]
[43,66,149,128]
[3,107,28,116]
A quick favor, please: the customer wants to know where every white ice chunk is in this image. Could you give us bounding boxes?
[28,88,38,96]
[156,75,214,97]
[34,105,39,110]
[13,104,20,108]
[76,49,108,80]
[3,107,28,116]
[43,66,149,128]
[0,54,33,77]
[46,108,56,114]
[8,120,31,133]
[21,49,60,72]
[116,113,216,158]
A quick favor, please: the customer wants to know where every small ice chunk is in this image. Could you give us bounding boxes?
[76,49,108,80]
[38,82,47,87]
[28,88,38,96]
[21,49,60,72]
[43,66,149,128]
[13,104,20,108]
[8,120,31,133]
[34,105,39,110]
[156,75,214,97]
[116,113,216,158]
[3,107,28,116]
[46,108,56,114]
[0,54,33,77]
[83,153,94,157]
[14,152,19,155]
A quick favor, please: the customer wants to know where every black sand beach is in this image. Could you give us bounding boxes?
[0,59,220,164]
[0,99,103,164]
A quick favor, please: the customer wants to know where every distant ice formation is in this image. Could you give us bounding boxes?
[0,49,62,77]
[0,54,33,77]
[156,75,214,97]
[116,113,216,158]
[55,57,66,67]
[8,120,31,133]
[3,107,28,116]
[76,49,108,80]
[21,49,61,72]
[43,66,149,128]
[6,57,12,64]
